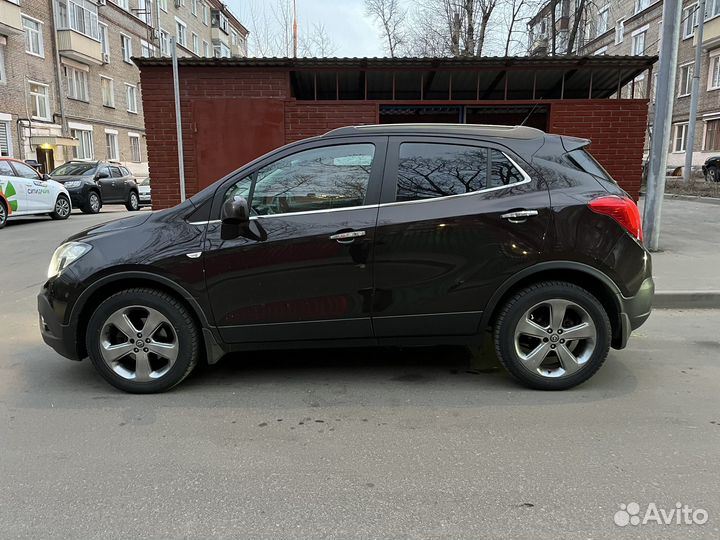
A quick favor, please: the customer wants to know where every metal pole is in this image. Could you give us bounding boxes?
[683,0,706,182]
[643,0,683,252]
[171,37,186,202]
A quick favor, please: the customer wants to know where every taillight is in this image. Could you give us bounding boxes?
[588,195,643,242]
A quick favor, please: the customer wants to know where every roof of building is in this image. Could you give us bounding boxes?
[324,123,545,140]
[134,55,657,100]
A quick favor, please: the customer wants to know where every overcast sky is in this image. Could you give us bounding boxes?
[226,0,397,58]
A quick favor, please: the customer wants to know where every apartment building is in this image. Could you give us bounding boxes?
[528,0,720,174]
[0,0,247,177]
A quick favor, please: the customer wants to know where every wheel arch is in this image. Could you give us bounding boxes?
[71,271,217,361]
[481,262,623,348]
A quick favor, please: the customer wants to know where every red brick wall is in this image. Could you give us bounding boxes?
[139,65,649,208]
[549,100,649,200]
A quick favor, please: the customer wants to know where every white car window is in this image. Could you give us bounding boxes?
[13,162,41,179]
[0,161,14,176]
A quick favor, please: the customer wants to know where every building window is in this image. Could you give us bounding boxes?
[113,0,129,10]
[214,42,231,58]
[28,82,50,120]
[105,131,119,160]
[158,0,167,11]
[679,63,693,96]
[705,0,720,19]
[215,12,229,33]
[101,76,114,107]
[141,39,153,58]
[192,33,199,54]
[99,23,109,61]
[65,65,89,101]
[634,0,650,14]
[0,121,12,157]
[594,46,608,55]
[176,18,187,47]
[202,40,209,57]
[202,3,210,25]
[129,134,141,162]
[56,0,99,40]
[683,3,699,39]
[22,16,44,57]
[126,84,138,113]
[615,18,625,44]
[0,44,6,84]
[596,6,609,36]
[673,124,688,153]
[191,0,198,16]
[137,0,151,25]
[159,29,170,56]
[706,119,720,151]
[72,128,94,159]
[121,34,132,63]
[632,30,646,55]
[709,53,720,90]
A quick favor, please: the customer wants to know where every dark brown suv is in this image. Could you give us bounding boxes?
[38,124,654,393]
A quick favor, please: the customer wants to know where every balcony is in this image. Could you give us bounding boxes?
[694,15,720,48]
[57,28,102,64]
[529,35,549,56]
[0,0,23,36]
[211,26,229,46]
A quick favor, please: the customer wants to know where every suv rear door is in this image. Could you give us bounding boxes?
[371,136,551,338]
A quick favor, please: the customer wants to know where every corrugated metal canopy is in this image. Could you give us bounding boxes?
[134,55,657,100]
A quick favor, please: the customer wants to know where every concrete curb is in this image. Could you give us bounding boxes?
[664,193,720,205]
[654,291,720,309]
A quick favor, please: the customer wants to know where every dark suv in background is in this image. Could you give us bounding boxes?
[38,124,653,393]
[49,161,140,213]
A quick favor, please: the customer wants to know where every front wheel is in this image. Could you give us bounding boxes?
[82,191,101,214]
[706,165,718,183]
[86,288,200,393]
[493,281,611,390]
[0,200,7,229]
[50,194,71,220]
[126,191,139,211]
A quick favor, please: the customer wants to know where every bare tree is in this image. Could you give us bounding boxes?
[299,22,338,57]
[364,0,407,58]
[565,0,586,54]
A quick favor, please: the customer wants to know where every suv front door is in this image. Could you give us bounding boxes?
[371,137,551,338]
[203,137,387,344]
[95,166,115,202]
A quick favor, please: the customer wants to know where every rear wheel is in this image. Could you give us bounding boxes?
[707,165,718,183]
[493,281,611,390]
[0,199,7,229]
[82,191,101,214]
[126,191,139,211]
[86,288,200,393]
[50,194,71,220]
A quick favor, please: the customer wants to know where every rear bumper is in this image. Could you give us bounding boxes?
[38,291,82,361]
[615,276,654,349]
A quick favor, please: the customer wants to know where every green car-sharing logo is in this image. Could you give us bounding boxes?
[0,180,19,212]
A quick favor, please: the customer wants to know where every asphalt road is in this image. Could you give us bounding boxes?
[1,208,719,539]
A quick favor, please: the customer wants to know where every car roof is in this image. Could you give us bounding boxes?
[0,157,27,164]
[323,123,545,140]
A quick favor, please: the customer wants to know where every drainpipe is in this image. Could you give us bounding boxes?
[48,0,68,136]
[683,0,706,183]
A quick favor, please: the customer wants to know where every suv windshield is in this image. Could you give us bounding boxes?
[567,149,614,182]
[51,163,96,176]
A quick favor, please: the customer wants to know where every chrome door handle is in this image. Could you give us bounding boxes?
[501,210,538,222]
[329,230,366,242]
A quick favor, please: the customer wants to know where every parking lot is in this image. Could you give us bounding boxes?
[1,209,719,539]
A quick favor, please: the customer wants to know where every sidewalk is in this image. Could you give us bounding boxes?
[639,196,720,308]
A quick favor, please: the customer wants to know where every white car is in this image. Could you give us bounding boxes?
[0,158,72,229]
[137,176,151,207]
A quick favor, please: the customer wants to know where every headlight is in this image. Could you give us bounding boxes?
[63,181,82,188]
[47,242,92,278]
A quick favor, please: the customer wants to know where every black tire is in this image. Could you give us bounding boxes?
[707,165,718,183]
[86,288,200,393]
[493,281,612,391]
[82,191,101,214]
[126,191,140,211]
[49,194,71,220]
[0,199,7,229]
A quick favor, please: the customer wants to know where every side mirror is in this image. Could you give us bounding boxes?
[221,197,250,224]
[96,171,109,179]
[42,173,50,181]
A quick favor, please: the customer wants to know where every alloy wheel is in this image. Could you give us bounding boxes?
[90,193,100,212]
[0,203,6,225]
[99,305,179,382]
[130,193,139,210]
[55,197,70,218]
[513,299,597,378]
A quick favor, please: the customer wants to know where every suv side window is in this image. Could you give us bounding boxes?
[120,167,131,177]
[397,143,488,202]
[396,143,526,202]
[110,166,123,178]
[226,143,376,216]
[12,161,41,179]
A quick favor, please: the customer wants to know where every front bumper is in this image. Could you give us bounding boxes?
[67,190,87,209]
[38,290,82,361]
[615,276,654,349]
